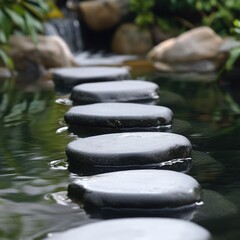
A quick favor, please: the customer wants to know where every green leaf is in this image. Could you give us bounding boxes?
[0,49,14,70]
[225,47,240,71]
[22,1,45,19]
[24,12,38,43]
[11,4,25,16]
[233,19,240,28]
[0,30,7,43]
[0,10,12,40]
[4,7,25,31]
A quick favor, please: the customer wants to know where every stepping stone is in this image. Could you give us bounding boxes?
[171,119,193,136]
[160,90,186,108]
[52,66,130,92]
[66,132,192,174]
[191,151,224,183]
[48,218,211,240]
[70,80,159,104]
[64,103,173,133]
[68,170,202,217]
[193,189,238,222]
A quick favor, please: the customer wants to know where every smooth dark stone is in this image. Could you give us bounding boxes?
[66,132,192,174]
[171,119,193,136]
[65,118,192,139]
[191,151,224,183]
[70,80,159,104]
[193,189,238,223]
[52,67,130,92]
[160,90,186,108]
[48,218,211,240]
[64,103,173,131]
[68,170,202,213]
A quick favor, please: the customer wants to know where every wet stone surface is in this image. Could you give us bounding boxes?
[193,189,238,223]
[68,170,202,217]
[70,80,159,104]
[191,151,224,183]
[170,119,193,136]
[52,67,130,92]
[48,218,211,240]
[64,103,173,132]
[66,132,192,174]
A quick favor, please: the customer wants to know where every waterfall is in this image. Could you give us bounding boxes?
[44,18,83,54]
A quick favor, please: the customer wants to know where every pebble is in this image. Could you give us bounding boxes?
[66,132,192,174]
[47,218,211,240]
[70,80,159,104]
[52,67,130,92]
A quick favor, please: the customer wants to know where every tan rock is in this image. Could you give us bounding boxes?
[78,0,129,31]
[111,23,153,55]
[8,35,78,69]
[148,26,228,72]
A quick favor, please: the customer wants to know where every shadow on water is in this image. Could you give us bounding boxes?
[0,69,240,239]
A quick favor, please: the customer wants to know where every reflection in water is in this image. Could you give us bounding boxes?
[0,74,240,239]
[44,191,72,206]
[49,159,68,170]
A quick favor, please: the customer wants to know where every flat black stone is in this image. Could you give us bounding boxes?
[64,103,173,131]
[66,132,192,174]
[193,189,238,222]
[191,151,224,183]
[48,218,211,240]
[52,67,130,92]
[68,170,202,211]
[170,119,193,136]
[70,80,159,104]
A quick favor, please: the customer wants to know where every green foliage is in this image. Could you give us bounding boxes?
[130,0,155,28]
[0,0,50,69]
[232,19,240,35]
[192,0,240,35]
[225,47,240,71]
[130,0,240,35]
[225,19,240,71]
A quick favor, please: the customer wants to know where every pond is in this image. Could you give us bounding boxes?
[0,67,239,240]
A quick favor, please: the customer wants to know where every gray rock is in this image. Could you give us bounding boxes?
[48,218,211,240]
[52,67,130,92]
[68,170,202,211]
[64,103,173,131]
[70,80,159,104]
[66,132,192,174]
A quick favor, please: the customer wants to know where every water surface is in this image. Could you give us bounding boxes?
[0,71,239,239]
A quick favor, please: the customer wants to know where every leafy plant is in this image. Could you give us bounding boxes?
[0,0,50,69]
[130,0,240,35]
[130,0,155,28]
[225,19,240,71]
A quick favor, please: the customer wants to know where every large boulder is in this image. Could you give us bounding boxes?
[148,26,235,72]
[7,35,78,80]
[8,35,78,69]
[111,23,153,55]
[76,0,130,31]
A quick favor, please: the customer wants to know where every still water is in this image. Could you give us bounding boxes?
[0,70,239,239]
